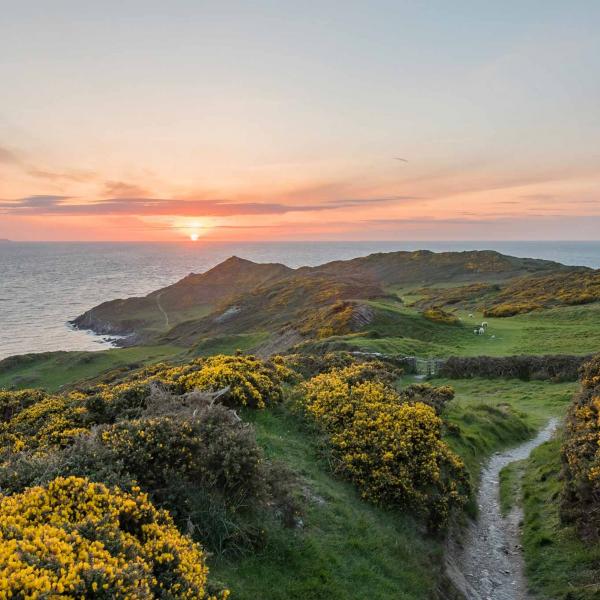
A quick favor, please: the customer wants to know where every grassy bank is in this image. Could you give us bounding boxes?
[212,378,576,599]
[332,301,600,358]
[438,378,575,480]
[211,405,453,600]
[0,345,183,391]
[520,439,600,599]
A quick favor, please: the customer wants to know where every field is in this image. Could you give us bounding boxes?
[332,300,600,358]
[0,351,578,598]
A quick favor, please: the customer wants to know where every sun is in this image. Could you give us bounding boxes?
[189,232,199,241]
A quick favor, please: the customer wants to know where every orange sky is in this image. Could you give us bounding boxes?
[1,2,599,241]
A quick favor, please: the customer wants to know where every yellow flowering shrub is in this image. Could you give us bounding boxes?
[90,354,284,412]
[176,354,283,408]
[0,390,89,453]
[561,354,600,538]
[302,368,468,528]
[0,355,285,455]
[0,476,227,599]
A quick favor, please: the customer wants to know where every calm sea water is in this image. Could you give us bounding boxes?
[1,240,599,360]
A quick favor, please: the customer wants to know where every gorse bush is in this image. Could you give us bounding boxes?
[400,383,455,415]
[483,270,600,316]
[0,476,227,599]
[482,302,542,318]
[277,351,403,382]
[561,354,600,539]
[0,355,284,454]
[94,354,285,410]
[302,366,468,529]
[422,306,460,325]
[0,356,299,557]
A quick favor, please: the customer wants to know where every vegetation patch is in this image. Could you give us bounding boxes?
[422,306,461,325]
[440,354,587,382]
[0,475,227,599]
[301,364,469,529]
[561,354,600,539]
[523,439,600,599]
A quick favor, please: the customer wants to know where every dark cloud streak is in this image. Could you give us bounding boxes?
[0,194,412,217]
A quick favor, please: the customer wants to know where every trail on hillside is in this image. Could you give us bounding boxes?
[447,419,557,600]
[156,293,170,328]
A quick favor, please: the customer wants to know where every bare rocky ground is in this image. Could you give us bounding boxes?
[446,419,558,600]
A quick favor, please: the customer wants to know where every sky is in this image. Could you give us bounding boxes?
[1,1,599,242]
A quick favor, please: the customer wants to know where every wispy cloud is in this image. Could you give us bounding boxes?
[0,143,94,182]
[0,194,402,217]
[103,181,151,198]
[0,145,19,164]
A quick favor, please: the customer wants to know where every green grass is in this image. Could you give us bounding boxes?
[0,345,184,392]
[190,332,269,357]
[438,378,576,484]
[211,378,577,599]
[498,460,526,516]
[521,438,600,599]
[330,300,600,358]
[210,405,455,600]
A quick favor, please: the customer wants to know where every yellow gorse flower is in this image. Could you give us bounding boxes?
[0,476,227,599]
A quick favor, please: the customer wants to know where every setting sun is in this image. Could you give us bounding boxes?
[190,233,199,241]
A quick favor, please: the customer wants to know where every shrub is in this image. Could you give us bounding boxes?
[561,354,600,539]
[90,354,285,411]
[422,306,460,325]
[278,351,403,382]
[177,354,283,408]
[0,476,227,599]
[302,368,468,529]
[439,354,587,382]
[400,383,455,415]
[482,302,542,317]
[0,390,299,555]
[0,390,89,453]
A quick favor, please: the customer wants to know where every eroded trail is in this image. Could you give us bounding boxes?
[447,419,557,600]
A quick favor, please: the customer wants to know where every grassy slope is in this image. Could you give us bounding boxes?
[521,439,600,599]
[211,379,577,599]
[332,300,600,357]
[0,345,183,392]
[438,378,576,485]
[211,406,450,600]
[0,351,581,599]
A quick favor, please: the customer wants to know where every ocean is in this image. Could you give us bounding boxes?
[1,240,599,360]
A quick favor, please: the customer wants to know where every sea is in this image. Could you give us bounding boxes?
[1,240,599,361]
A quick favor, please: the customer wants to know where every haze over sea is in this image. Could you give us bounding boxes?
[1,241,599,361]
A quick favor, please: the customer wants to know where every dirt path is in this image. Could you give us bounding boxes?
[447,419,557,600]
[156,292,170,328]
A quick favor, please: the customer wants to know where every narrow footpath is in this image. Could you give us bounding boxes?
[447,419,558,600]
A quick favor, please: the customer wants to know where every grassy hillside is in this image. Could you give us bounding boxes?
[327,301,600,357]
[520,439,600,599]
[69,249,577,353]
[0,347,579,599]
[0,345,183,392]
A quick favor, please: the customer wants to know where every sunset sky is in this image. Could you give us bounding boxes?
[1,1,599,241]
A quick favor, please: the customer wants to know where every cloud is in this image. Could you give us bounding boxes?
[103,181,150,198]
[0,145,20,164]
[0,143,94,182]
[325,195,423,206]
[26,168,95,182]
[0,194,412,217]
